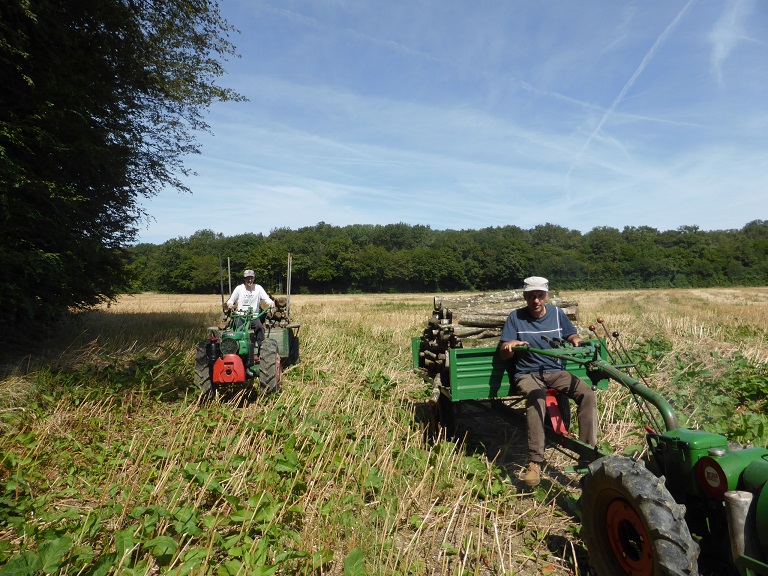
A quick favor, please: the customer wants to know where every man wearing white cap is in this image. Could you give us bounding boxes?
[224,269,275,350]
[499,276,597,487]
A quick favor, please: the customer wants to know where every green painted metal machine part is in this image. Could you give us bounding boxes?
[757,486,768,567]
[220,307,269,356]
[438,339,609,402]
[220,328,250,356]
[743,456,768,492]
[743,456,768,560]
[655,428,728,495]
[267,324,300,360]
[411,336,421,373]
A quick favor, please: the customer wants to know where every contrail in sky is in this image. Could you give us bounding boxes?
[566,0,697,182]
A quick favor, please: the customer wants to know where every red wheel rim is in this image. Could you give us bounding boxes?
[605,498,653,575]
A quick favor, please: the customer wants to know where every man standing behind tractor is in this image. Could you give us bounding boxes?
[224,269,275,351]
[499,276,598,487]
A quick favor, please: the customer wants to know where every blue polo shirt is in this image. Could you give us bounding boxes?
[500,305,577,375]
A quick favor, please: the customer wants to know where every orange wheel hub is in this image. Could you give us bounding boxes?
[605,498,653,575]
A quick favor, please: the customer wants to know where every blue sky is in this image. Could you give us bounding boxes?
[136,0,767,244]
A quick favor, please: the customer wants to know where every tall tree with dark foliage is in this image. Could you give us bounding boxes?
[0,0,242,326]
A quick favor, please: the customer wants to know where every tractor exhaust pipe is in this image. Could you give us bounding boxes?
[724,490,763,574]
[286,253,292,319]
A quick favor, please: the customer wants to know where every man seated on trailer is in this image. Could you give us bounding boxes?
[499,276,598,487]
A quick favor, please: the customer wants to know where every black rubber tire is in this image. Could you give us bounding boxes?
[259,339,282,393]
[580,456,699,576]
[194,341,214,395]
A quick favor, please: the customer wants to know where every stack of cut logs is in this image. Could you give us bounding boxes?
[417,304,463,378]
[264,295,292,328]
[435,290,578,341]
[417,290,579,377]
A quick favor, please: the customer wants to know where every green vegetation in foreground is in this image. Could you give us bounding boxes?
[664,349,768,446]
[612,336,768,447]
[1,304,766,575]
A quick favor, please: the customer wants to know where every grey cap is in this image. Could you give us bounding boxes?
[243,269,255,278]
[523,276,549,292]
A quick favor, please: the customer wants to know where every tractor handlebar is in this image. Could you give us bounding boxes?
[514,341,601,365]
[225,306,270,322]
[518,341,680,432]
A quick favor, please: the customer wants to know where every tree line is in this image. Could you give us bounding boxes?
[127,220,768,295]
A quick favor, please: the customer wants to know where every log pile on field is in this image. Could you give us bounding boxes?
[264,295,292,328]
[435,290,578,340]
[416,290,579,377]
[417,309,463,378]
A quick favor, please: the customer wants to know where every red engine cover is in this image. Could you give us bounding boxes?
[213,354,247,384]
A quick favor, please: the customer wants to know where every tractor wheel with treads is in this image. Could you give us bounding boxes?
[580,456,699,576]
[259,339,282,394]
[194,341,215,396]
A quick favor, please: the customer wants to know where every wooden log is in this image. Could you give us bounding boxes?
[450,326,486,338]
[452,307,577,327]
[435,291,576,312]
[421,350,438,361]
[560,306,578,321]
[438,297,578,325]
[452,313,509,327]
[450,328,503,341]
[435,290,524,310]
[478,329,502,338]
[264,293,293,328]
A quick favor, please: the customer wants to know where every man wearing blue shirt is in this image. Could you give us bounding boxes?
[500,276,597,486]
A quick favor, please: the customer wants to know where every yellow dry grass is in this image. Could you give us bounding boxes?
[569,287,768,359]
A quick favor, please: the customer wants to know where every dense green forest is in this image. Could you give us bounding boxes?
[128,219,768,295]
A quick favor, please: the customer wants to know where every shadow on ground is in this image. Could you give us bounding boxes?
[411,396,593,573]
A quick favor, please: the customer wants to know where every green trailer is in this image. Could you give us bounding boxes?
[412,336,612,463]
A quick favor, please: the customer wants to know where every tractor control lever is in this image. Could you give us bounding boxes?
[542,335,568,348]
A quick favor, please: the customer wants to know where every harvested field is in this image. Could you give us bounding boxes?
[0,288,765,575]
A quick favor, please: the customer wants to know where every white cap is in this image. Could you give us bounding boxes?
[523,276,549,292]
[243,269,255,278]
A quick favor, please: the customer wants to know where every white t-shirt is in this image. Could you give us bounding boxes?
[227,283,275,312]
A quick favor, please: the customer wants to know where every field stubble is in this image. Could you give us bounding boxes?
[0,288,766,575]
